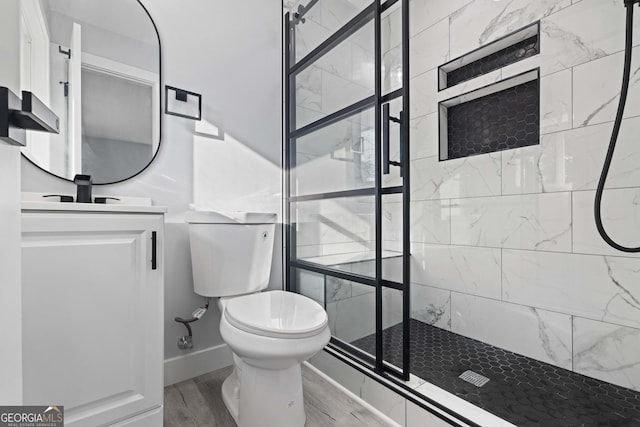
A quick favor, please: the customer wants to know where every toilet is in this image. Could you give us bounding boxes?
[185,211,331,427]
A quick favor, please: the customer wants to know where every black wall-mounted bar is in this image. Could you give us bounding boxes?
[1,87,59,146]
[15,91,60,133]
[0,87,26,146]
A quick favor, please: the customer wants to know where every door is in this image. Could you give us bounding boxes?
[21,212,164,426]
[68,22,82,176]
[285,0,410,380]
[20,0,51,168]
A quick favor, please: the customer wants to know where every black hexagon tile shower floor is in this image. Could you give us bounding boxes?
[351,319,640,427]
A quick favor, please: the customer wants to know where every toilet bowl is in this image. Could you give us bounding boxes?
[218,291,330,427]
[185,211,330,427]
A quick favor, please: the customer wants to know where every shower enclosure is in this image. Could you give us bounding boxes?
[285,0,640,425]
[285,0,411,380]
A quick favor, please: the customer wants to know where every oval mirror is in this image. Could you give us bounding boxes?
[18,0,161,184]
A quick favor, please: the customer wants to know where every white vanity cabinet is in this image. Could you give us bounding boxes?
[21,206,165,426]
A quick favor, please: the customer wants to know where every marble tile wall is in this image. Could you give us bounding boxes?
[404,0,640,392]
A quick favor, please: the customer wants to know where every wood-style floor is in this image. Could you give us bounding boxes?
[164,364,394,427]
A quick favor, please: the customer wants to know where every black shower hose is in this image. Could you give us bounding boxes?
[594,0,640,252]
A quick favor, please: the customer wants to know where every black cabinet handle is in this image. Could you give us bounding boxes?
[151,231,157,270]
[382,103,403,176]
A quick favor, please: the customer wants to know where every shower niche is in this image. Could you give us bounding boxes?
[437,22,540,161]
[439,69,540,161]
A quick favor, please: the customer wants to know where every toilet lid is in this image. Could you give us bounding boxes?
[224,291,328,339]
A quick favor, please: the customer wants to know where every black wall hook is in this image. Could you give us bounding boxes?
[58,46,71,59]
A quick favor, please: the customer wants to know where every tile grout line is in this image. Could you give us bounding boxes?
[407,241,640,260]
[410,183,640,203]
[571,315,575,372]
[570,191,574,254]
[448,198,452,245]
[500,248,503,301]
[570,65,574,129]
[449,288,452,331]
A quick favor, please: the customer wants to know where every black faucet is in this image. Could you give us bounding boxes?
[74,174,92,203]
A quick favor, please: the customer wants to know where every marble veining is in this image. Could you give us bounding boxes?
[451,193,572,252]
[602,257,640,321]
[410,112,438,160]
[411,283,451,329]
[573,46,640,128]
[580,64,640,128]
[451,292,572,368]
[502,116,640,195]
[573,317,640,391]
[572,189,640,258]
[502,250,640,329]
[449,0,570,58]
[410,200,451,244]
[411,243,502,299]
[326,277,352,303]
[412,153,502,201]
[296,65,323,117]
[540,21,607,71]
[530,308,572,368]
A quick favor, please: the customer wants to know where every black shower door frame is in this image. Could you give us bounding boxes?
[284,0,411,381]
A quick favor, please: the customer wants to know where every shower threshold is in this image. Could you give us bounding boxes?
[351,319,640,426]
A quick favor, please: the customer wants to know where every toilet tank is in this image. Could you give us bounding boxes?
[186,211,277,297]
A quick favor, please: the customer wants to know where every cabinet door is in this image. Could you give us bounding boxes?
[21,212,164,427]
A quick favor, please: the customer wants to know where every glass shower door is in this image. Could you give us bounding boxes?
[285,0,410,380]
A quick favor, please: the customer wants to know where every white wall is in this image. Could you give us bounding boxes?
[21,0,283,364]
[0,0,23,405]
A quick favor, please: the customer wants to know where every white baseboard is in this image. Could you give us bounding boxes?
[164,344,233,386]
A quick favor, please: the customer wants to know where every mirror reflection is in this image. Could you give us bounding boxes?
[19,0,160,183]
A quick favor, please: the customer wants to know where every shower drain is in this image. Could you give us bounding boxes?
[458,370,490,387]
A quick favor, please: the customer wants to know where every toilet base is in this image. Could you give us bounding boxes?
[221,366,240,424]
[221,356,306,427]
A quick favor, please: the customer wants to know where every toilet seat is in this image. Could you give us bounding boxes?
[224,290,327,339]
